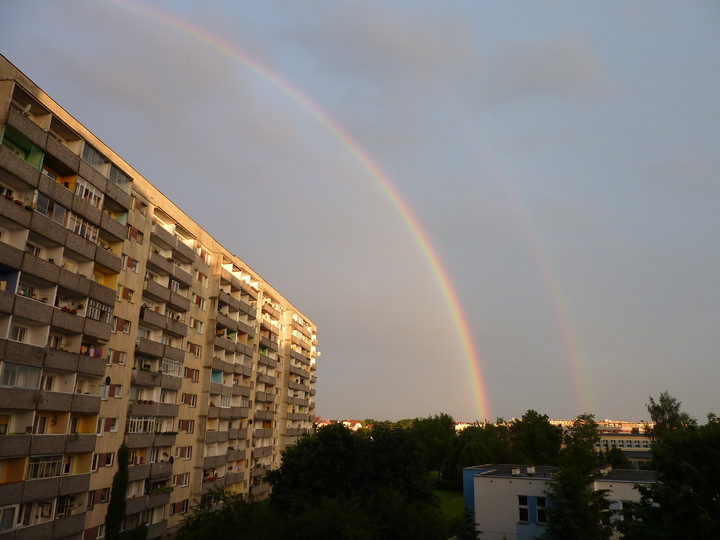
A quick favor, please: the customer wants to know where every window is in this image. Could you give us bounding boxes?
[35,193,67,224]
[132,196,147,215]
[187,342,202,358]
[82,144,107,170]
[518,495,529,522]
[189,318,203,333]
[170,499,189,516]
[74,177,103,208]
[124,256,138,272]
[196,271,208,287]
[25,242,42,257]
[121,286,134,303]
[161,358,183,377]
[0,363,41,388]
[48,334,62,349]
[173,472,190,487]
[536,496,547,524]
[181,392,197,407]
[9,325,27,343]
[220,395,231,408]
[87,299,114,323]
[67,213,99,242]
[175,446,192,460]
[108,164,131,188]
[126,417,156,434]
[112,317,131,333]
[169,279,180,293]
[0,506,16,532]
[107,349,126,365]
[97,523,106,539]
[192,293,206,310]
[27,455,63,479]
[184,368,199,383]
[178,419,194,433]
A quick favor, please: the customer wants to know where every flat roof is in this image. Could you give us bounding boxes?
[465,464,656,483]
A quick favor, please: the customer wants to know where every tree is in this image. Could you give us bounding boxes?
[602,446,633,469]
[268,423,446,539]
[542,414,612,540]
[457,507,481,540]
[444,421,515,483]
[511,410,563,465]
[645,391,695,440]
[410,413,456,476]
[620,395,720,539]
[175,489,278,540]
[106,444,129,540]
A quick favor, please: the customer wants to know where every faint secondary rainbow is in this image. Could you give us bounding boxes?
[103,0,491,420]
[459,121,594,415]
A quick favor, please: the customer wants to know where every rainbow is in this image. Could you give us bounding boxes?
[101,0,491,420]
[461,129,593,415]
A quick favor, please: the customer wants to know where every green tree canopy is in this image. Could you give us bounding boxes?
[410,413,456,474]
[542,414,612,540]
[510,409,563,466]
[620,394,720,539]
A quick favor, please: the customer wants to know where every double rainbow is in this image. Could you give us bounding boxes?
[103,0,491,420]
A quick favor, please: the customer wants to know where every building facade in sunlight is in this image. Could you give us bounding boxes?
[0,55,318,539]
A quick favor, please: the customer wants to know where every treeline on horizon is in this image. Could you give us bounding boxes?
[171,392,719,540]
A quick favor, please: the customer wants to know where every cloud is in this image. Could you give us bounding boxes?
[483,33,609,103]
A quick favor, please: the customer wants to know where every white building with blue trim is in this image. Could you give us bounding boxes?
[463,464,655,539]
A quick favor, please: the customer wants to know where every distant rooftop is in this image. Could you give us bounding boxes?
[465,464,656,483]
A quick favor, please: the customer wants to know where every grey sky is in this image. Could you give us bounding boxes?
[1,0,718,421]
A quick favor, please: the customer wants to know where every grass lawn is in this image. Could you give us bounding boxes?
[436,488,465,529]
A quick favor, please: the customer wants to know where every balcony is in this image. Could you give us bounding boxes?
[160,373,182,390]
[254,391,275,404]
[214,335,235,353]
[254,409,274,421]
[173,240,195,263]
[172,264,193,287]
[0,145,41,190]
[260,337,278,352]
[147,251,174,275]
[136,337,164,358]
[235,342,253,357]
[51,306,84,333]
[150,224,175,248]
[7,105,48,148]
[258,354,278,369]
[143,279,170,303]
[250,482,270,498]
[216,312,238,332]
[252,446,272,459]
[100,212,126,241]
[132,368,162,386]
[14,294,53,324]
[21,253,61,283]
[257,372,276,386]
[82,317,111,341]
[167,290,190,312]
[94,244,121,273]
[128,463,151,481]
[150,461,173,478]
[203,454,227,469]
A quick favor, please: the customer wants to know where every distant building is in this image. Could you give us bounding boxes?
[463,464,655,540]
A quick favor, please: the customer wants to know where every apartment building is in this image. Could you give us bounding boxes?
[0,55,318,539]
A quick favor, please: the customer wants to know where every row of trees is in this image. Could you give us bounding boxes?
[174,392,718,539]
